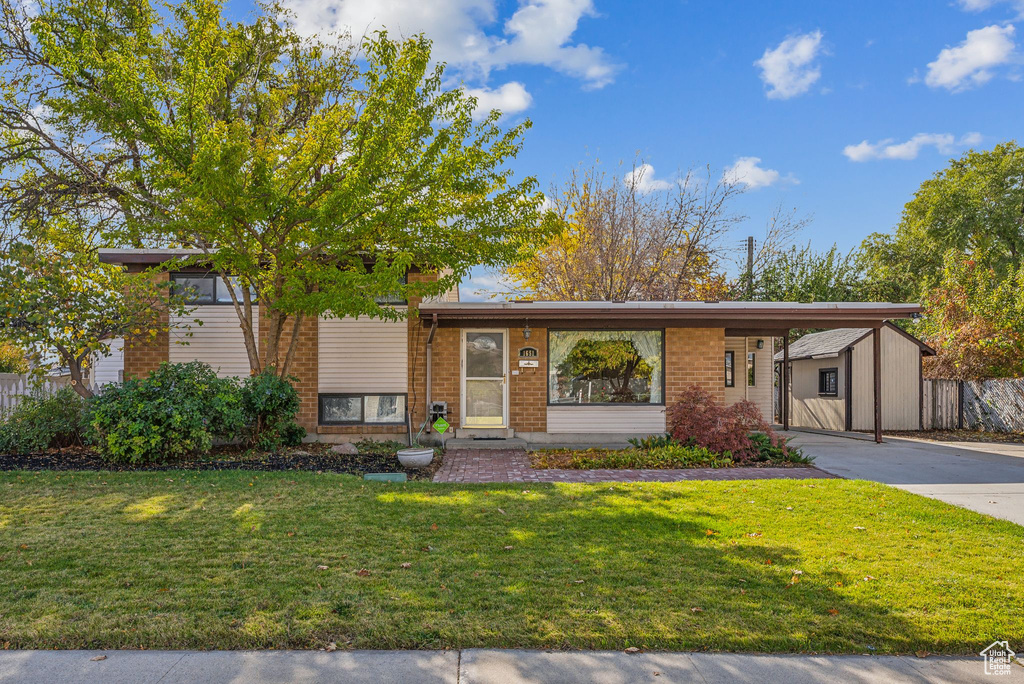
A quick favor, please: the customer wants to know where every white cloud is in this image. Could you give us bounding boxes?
[958,0,1024,16]
[463,82,533,119]
[461,270,514,301]
[754,30,825,99]
[843,132,983,162]
[924,24,1016,91]
[280,0,618,89]
[623,164,674,193]
[722,157,795,189]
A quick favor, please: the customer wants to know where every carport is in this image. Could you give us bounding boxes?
[738,303,922,444]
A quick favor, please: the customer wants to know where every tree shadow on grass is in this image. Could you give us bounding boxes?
[1,473,1010,653]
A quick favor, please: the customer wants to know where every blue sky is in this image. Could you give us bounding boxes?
[231,0,1023,300]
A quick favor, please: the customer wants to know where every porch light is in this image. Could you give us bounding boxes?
[756,339,764,349]
[523,323,531,340]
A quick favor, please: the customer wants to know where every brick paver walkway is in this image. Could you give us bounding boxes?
[433,449,838,483]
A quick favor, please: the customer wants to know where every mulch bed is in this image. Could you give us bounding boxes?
[530,449,814,470]
[0,444,442,480]
[885,429,1024,445]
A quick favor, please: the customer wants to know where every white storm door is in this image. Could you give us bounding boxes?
[461,329,508,428]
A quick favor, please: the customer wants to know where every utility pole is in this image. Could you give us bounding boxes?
[746,235,754,300]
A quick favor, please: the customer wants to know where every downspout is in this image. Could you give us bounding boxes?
[744,337,749,401]
[425,313,438,435]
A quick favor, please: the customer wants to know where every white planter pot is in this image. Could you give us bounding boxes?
[397,447,434,468]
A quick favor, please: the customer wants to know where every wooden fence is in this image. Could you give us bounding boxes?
[923,378,1024,432]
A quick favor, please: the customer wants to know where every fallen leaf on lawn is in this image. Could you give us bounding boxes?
[497,508,506,515]
[740,589,747,595]
[573,580,585,584]
[421,545,433,552]
[504,545,514,550]
[325,642,337,652]
[785,506,793,511]
[790,575,800,584]
[430,523,438,531]
[400,563,412,569]
[356,568,371,576]
[746,532,762,538]
[317,565,329,571]
[827,608,839,616]
[793,570,804,575]
[763,559,773,565]
[853,526,866,530]
[690,607,702,613]
[863,576,876,581]
[705,529,718,536]
[624,647,640,653]
[90,655,107,661]
[915,650,928,658]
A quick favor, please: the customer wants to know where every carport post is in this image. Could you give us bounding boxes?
[873,326,882,444]
[782,332,789,431]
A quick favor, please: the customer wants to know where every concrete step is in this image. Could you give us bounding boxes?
[444,437,528,450]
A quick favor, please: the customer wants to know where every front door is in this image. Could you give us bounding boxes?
[461,329,508,428]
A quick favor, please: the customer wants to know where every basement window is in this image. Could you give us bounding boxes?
[818,368,839,397]
[319,394,407,425]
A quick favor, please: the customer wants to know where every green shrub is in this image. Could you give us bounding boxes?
[239,371,305,450]
[88,361,244,464]
[627,433,677,449]
[0,387,87,454]
[748,432,811,464]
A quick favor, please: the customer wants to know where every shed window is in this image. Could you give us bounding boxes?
[724,351,735,387]
[319,394,407,425]
[548,330,664,405]
[818,368,839,397]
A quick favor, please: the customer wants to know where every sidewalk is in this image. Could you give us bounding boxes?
[0,648,1018,683]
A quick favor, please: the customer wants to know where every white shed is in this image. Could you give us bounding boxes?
[774,322,935,432]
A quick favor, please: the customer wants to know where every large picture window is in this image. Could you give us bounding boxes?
[548,330,664,405]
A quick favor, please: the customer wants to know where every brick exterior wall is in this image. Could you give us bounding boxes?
[665,327,725,405]
[260,312,319,433]
[509,326,546,433]
[122,271,170,379]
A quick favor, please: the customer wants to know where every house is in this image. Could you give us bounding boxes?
[97,249,922,445]
[773,322,935,432]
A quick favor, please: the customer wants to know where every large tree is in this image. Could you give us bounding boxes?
[0,227,185,397]
[504,161,742,301]
[917,250,1024,380]
[861,141,1024,302]
[0,0,549,377]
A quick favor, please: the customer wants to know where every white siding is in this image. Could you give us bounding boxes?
[169,306,256,379]
[90,337,124,386]
[546,405,666,434]
[789,355,847,431]
[724,336,774,421]
[851,325,922,431]
[318,313,408,393]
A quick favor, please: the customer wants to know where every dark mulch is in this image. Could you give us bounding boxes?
[884,429,1024,445]
[0,444,442,480]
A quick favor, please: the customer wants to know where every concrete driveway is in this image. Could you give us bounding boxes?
[787,431,1024,526]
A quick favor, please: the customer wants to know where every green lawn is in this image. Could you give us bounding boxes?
[0,471,1021,654]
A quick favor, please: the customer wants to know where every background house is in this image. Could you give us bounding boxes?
[774,322,935,432]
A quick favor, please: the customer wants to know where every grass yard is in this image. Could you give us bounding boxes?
[0,471,1021,654]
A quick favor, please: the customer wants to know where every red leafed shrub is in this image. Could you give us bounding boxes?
[665,385,792,463]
